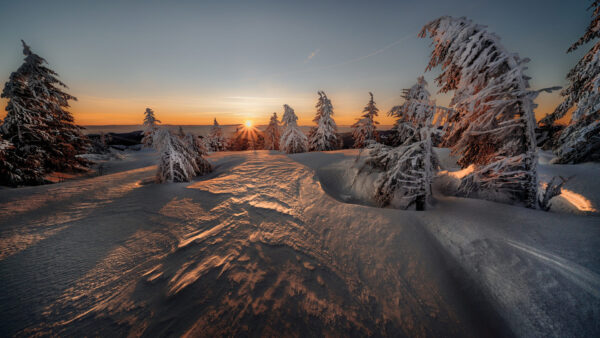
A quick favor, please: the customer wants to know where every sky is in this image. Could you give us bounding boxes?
[0,0,592,126]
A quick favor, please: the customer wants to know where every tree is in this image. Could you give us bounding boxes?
[154,128,198,183]
[351,92,380,148]
[207,118,227,152]
[388,77,434,146]
[540,1,600,164]
[356,79,438,210]
[142,108,160,147]
[308,91,341,151]
[420,16,540,208]
[280,104,308,154]
[184,133,212,175]
[264,112,281,150]
[0,40,89,185]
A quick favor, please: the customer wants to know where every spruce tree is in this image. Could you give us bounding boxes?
[351,92,380,148]
[308,91,341,151]
[0,40,88,185]
[207,118,227,152]
[540,1,600,163]
[142,108,160,147]
[420,16,540,208]
[154,128,198,183]
[280,104,308,154]
[264,112,281,150]
[184,133,212,175]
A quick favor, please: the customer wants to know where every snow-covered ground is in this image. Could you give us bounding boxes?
[0,149,598,337]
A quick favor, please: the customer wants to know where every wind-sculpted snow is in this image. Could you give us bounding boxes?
[0,150,597,337]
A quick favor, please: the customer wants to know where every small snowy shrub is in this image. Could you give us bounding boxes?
[154,128,198,183]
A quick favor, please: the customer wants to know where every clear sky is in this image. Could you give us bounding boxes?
[0,0,592,126]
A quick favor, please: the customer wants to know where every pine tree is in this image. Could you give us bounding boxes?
[308,91,341,151]
[184,133,212,175]
[207,118,227,152]
[540,1,600,164]
[280,104,308,154]
[388,77,434,146]
[142,108,160,147]
[420,16,540,208]
[351,92,380,148]
[0,40,89,185]
[264,112,281,150]
[154,128,198,183]
[357,79,438,210]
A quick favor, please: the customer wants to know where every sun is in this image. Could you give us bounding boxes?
[245,120,252,128]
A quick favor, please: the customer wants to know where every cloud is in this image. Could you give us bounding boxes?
[304,48,320,63]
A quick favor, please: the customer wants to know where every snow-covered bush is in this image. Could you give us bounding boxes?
[0,40,89,185]
[308,91,341,151]
[351,92,380,148]
[264,112,281,150]
[142,108,160,148]
[540,1,600,164]
[357,128,437,210]
[420,16,540,208]
[184,133,212,175]
[154,128,199,183]
[280,104,308,154]
[207,118,227,152]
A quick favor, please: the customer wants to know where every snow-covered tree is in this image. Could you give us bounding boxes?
[388,77,435,146]
[356,79,438,210]
[142,108,160,147]
[280,104,308,154]
[540,1,600,164]
[0,40,89,185]
[154,128,198,183]
[207,118,227,152]
[351,92,380,148]
[308,91,341,151]
[264,112,281,150]
[184,133,212,175]
[420,16,540,208]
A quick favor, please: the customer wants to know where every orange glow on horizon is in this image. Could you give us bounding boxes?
[0,94,572,126]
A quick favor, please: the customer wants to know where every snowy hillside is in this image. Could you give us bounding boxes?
[0,149,598,337]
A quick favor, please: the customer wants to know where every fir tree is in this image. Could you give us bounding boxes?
[540,1,600,164]
[184,133,212,175]
[420,16,540,208]
[308,91,341,151]
[388,77,434,146]
[357,79,438,210]
[351,92,380,148]
[207,118,227,152]
[154,128,198,183]
[142,108,160,147]
[264,112,281,150]
[280,104,308,154]
[0,40,88,185]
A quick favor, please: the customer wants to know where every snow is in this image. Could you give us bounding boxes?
[0,149,598,336]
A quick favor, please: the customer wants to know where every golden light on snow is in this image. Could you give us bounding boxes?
[541,183,597,212]
[245,120,252,128]
[443,164,475,179]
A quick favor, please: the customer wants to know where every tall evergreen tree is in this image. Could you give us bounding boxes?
[420,16,540,208]
[264,112,281,150]
[207,118,227,152]
[0,40,88,185]
[540,1,600,163]
[357,79,438,210]
[280,104,308,154]
[142,108,160,147]
[308,91,341,151]
[351,92,380,148]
